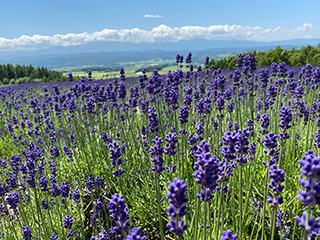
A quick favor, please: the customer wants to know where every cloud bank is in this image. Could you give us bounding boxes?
[143,14,164,18]
[1,23,319,51]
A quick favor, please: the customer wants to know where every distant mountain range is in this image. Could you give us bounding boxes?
[0,39,319,68]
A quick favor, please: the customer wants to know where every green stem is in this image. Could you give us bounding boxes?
[155,173,165,240]
[77,204,86,239]
[270,208,277,240]
[203,201,207,240]
[220,181,225,233]
[239,164,243,239]
[292,217,297,240]
[261,170,269,240]
[194,185,201,239]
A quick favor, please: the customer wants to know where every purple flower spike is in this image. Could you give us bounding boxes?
[299,151,320,180]
[278,107,292,140]
[166,178,188,237]
[22,226,32,240]
[127,227,146,240]
[107,194,130,232]
[295,211,320,239]
[63,215,73,229]
[268,164,285,194]
[220,230,238,240]
[50,233,59,240]
[150,137,165,173]
[94,198,103,215]
[164,133,178,156]
[267,164,285,208]
[6,192,19,210]
[196,188,214,202]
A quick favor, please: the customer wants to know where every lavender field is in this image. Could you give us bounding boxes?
[1,53,320,240]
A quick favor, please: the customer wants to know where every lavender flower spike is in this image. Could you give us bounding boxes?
[167,178,188,237]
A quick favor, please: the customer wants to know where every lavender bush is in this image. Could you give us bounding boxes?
[0,53,319,240]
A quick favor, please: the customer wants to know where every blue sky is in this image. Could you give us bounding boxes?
[1,0,320,51]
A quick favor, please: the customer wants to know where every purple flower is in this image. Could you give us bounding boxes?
[176,54,181,64]
[167,219,188,237]
[95,176,104,189]
[314,130,320,149]
[277,62,288,77]
[167,178,188,209]
[259,69,269,88]
[299,151,320,179]
[216,96,225,112]
[6,192,19,210]
[295,211,320,239]
[166,178,188,236]
[51,183,61,198]
[63,146,73,162]
[220,230,238,240]
[260,113,270,131]
[92,228,114,240]
[10,154,22,172]
[220,131,238,161]
[193,141,219,190]
[196,188,214,202]
[178,106,189,124]
[88,70,92,81]
[0,184,5,197]
[94,198,103,215]
[49,146,60,159]
[267,196,284,208]
[72,189,81,203]
[148,107,159,134]
[164,133,178,156]
[294,86,304,99]
[120,67,125,81]
[90,214,97,226]
[279,107,292,132]
[86,175,95,191]
[50,233,59,240]
[63,215,73,229]
[68,72,73,82]
[67,230,75,238]
[127,227,146,240]
[242,53,257,77]
[118,81,126,99]
[195,123,204,136]
[277,209,284,229]
[261,132,279,166]
[26,174,35,188]
[190,64,193,72]
[268,164,285,194]
[107,194,130,232]
[234,129,250,163]
[227,100,235,113]
[150,137,165,173]
[22,226,32,240]
[60,181,70,198]
[268,164,285,208]
[42,199,49,210]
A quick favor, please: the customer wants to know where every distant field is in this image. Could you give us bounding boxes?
[53,58,192,79]
[216,53,232,58]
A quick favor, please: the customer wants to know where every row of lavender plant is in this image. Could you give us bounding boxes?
[0,52,319,240]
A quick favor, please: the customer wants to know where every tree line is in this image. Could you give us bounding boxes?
[0,64,66,85]
[209,44,320,70]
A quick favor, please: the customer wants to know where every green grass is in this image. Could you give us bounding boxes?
[54,59,182,79]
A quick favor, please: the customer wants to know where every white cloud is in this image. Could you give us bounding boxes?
[1,23,320,51]
[143,14,164,18]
